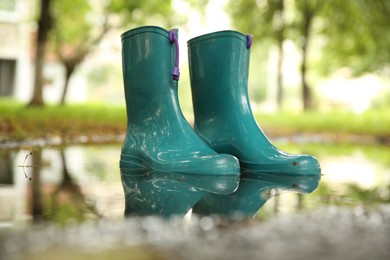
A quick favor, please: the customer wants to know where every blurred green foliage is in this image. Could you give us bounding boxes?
[48,0,177,104]
[229,0,390,76]
[320,0,390,76]
[228,0,390,110]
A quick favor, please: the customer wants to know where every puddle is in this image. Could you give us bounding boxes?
[1,142,389,259]
[1,142,389,225]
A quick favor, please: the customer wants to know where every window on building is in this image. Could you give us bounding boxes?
[0,59,16,96]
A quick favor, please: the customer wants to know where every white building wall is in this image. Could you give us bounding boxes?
[0,0,32,100]
[1,0,87,103]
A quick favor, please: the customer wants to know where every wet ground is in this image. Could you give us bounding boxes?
[1,206,389,260]
[1,142,389,259]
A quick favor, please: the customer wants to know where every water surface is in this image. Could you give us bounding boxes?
[0,141,389,226]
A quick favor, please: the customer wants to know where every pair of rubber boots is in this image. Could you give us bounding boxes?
[120,26,321,218]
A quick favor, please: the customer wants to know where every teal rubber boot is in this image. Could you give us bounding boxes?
[188,30,321,217]
[188,30,321,177]
[120,26,240,217]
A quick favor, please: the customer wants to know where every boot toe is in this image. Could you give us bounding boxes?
[241,154,321,176]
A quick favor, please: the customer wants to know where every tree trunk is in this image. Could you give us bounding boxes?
[276,41,284,109]
[59,63,76,105]
[301,37,312,110]
[28,0,52,107]
[275,0,285,110]
[301,4,314,111]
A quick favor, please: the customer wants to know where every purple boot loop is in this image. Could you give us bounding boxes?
[169,30,180,81]
[246,34,253,49]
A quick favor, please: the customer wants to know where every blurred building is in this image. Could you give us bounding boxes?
[0,0,30,99]
[0,0,87,103]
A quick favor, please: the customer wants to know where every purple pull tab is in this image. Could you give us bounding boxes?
[169,30,180,81]
[246,34,253,49]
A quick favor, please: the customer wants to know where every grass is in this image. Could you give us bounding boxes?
[0,99,127,141]
[1,99,389,144]
[257,109,390,138]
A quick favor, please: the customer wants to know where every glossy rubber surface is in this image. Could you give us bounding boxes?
[188,30,321,177]
[121,169,205,218]
[193,172,321,218]
[120,26,240,200]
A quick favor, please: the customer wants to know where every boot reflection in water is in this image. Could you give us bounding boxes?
[119,26,240,218]
[188,30,321,217]
[193,173,321,218]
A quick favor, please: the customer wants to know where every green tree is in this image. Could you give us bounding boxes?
[28,0,53,107]
[319,0,390,76]
[292,0,325,110]
[229,0,286,109]
[51,0,175,105]
[230,0,390,111]
[51,0,109,105]
[229,0,325,111]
